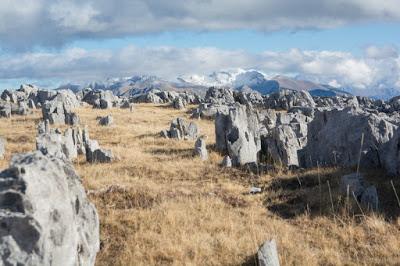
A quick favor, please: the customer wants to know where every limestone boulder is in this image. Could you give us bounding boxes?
[215,104,261,166]
[205,87,235,105]
[165,118,199,140]
[0,151,99,265]
[194,137,208,160]
[0,137,5,159]
[300,107,397,169]
[257,239,280,266]
[85,140,114,163]
[98,115,113,126]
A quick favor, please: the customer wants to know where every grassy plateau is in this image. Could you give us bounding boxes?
[1,104,400,265]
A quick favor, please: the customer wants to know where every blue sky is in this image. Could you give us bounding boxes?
[0,0,400,94]
[69,22,400,56]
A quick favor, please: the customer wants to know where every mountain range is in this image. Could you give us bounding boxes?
[58,69,399,99]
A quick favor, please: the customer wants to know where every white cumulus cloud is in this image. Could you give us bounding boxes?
[0,45,399,95]
[1,0,400,50]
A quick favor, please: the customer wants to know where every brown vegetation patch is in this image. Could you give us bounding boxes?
[90,185,161,210]
[2,105,400,265]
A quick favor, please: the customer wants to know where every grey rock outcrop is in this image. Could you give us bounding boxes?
[36,121,93,161]
[300,107,397,169]
[263,125,303,167]
[82,89,118,109]
[172,97,186,109]
[131,91,162,104]
[194,137,208,160]
[205,87,235,105]
[340,173,366,198]
[215,104,261,166]
[221,155,232,168]
[235,87,264,107]
[36,127,80,161]
[191,87,235,120]
[85,140,114,163]
[360,186,379,211]
[259,110,311,167]
[0,137,5,159]
[191,103,231,120]
[257,239,280,266]
[36,123,113,164]
[264,89,315,110]
[0,102,11,118]
[0,151,99,266]
[163,118,199,140]
[28,99,36,109]
[42,92,80,125]
[120,99,132,109]
[98,115,113,126]
[340,173,379,211]
[65,112,80,126]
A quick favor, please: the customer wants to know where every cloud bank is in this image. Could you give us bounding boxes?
[1,0,400,50]
[0,45,398,93]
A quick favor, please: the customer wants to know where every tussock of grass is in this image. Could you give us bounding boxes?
[1,104,400,265]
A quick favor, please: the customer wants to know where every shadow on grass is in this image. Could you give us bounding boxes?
[147,147,194,159]
[241,254,258,266]
[133,132,160,140]
[263,167,400,221]
[154,104,173,109]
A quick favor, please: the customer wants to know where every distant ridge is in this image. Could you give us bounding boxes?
[56,69,381,98]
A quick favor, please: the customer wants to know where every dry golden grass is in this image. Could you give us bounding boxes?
[1,104,400,265]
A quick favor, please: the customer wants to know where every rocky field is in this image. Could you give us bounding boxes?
[1,99,400,265]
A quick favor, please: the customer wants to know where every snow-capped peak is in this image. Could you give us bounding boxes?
[178,68,266,87]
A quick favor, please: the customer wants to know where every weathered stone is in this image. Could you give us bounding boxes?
[0,151,99,266]
[44,119,50,133]
[36,125,87,161]
[28,99,36,109]
[0,137,6,159]
[41,90,80,125]
[120,99,131,109]
[82,90,117,109]
[263,125,302,167]
[63,128,78,160]
[186,122,199,140]
[73,127,86,155]
[85,140,114,163]
[340,173,366,198]
[360,186,379,211]
[99,99,112,109]
[288,106,315,117]
[160,130,169,139]
[300,107,397,169]
[166,118,199,140]
[265,89,315,110]
[169,128,182,140]
[221,155,232,168]
[194,137,208,160]
[37,121,46,135]
[250,187,262,194]
[0,102,11,118]
[258,239,280,266]
[15,101,29,115]
[172,97,186,109]
[42,97,69,124]
[65,112,80,126]
[36,131,68,160]
[215,104,261,166]
[205,87,235,105]
[235,88,264,107]
[192,103,231,120]
[98,115,113,126]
